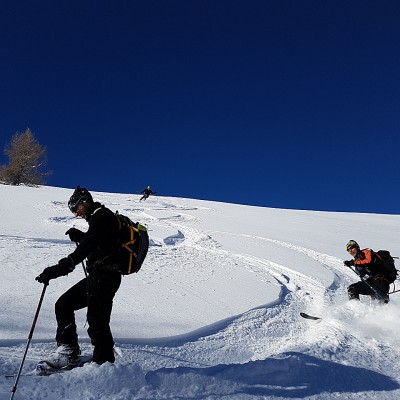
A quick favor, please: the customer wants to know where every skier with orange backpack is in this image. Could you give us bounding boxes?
[343,240,397,303]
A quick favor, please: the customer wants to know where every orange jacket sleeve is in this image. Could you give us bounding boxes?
[354,249,373,266]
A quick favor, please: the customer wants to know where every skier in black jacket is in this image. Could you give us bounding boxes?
[36,186,122,368]
[140,186,155,201]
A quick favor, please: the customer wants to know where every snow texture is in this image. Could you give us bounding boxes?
[1,184,400,399]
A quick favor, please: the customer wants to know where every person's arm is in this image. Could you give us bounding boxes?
[68,209,112,265]
[354,249,372,266]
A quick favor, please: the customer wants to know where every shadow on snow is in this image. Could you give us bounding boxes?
[145,352,400,398]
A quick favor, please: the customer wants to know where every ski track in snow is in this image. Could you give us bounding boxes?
[1,194,400,399]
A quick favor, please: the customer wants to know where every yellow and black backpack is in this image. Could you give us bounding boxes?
[114,211,149,275]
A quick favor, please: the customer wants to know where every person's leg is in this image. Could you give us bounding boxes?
[348,281,373,300]
[87,270,121,364]
[41,278,88,368]
[55,277,88,349]
[369,276,390,302]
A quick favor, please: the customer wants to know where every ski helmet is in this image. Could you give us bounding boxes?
[346,240,359,251]
[68,186,93,213]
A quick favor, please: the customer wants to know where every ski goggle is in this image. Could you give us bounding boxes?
[68,201,80,213]
[68,196,85,213]
[68,187,92,213]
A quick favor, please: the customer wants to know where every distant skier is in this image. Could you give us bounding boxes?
[343,240,390,303]
[140,185,155,201]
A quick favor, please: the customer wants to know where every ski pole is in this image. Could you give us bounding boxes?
[10,283,48,400]
[74,246,89,298]
[81,260,88,278]
[74,242,88,278]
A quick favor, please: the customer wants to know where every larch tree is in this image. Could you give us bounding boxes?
[0,128,51,186]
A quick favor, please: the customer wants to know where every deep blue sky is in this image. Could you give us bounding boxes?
[1,1,400,214]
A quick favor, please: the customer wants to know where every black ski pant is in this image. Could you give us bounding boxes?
[55,269,121,364]
[348,278,389,301]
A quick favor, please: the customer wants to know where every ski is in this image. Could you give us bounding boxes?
[5,364,87,378]
[300,312,322,320]
[5,372,38,378]
[5,355,92,379]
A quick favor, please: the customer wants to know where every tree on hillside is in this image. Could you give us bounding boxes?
[0,128,52,186]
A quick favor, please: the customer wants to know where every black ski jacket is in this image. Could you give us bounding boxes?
[141,188,154,195]
[67,202,120,272]
[354,248,387,278]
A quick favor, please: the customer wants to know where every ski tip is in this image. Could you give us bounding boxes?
[300,312,322,320]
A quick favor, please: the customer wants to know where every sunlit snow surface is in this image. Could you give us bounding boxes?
[1,184,400,399]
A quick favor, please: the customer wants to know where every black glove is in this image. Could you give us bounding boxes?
[65,228,84,243]
[35,265,62,284]
[344,260,354,267]
[35,257,74,284]
[58,257,75,275]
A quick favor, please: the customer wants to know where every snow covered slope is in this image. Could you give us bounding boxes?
[1,184,400,399]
